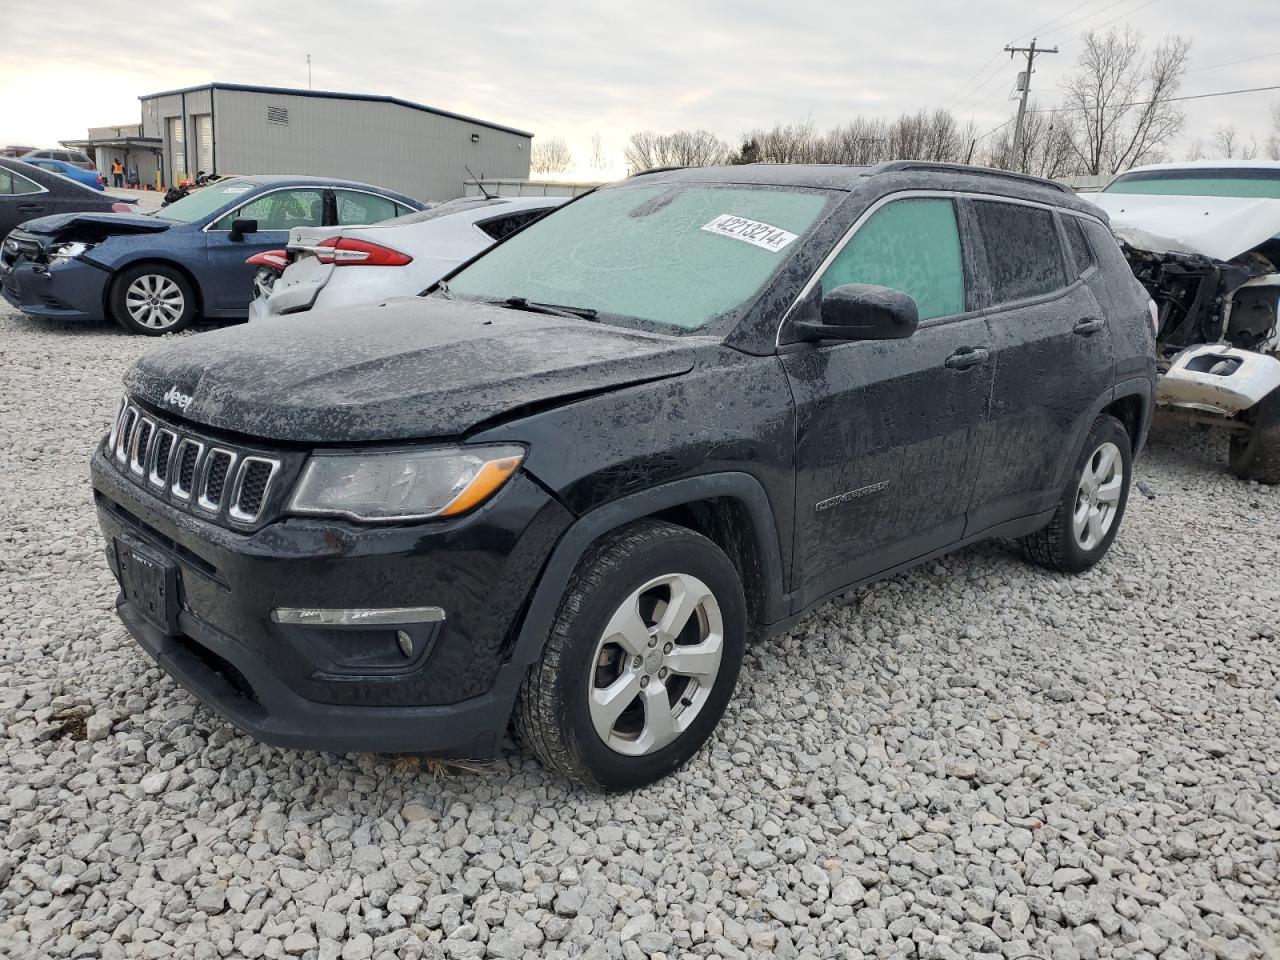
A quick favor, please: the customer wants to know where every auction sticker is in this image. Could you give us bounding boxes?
[221,186,252,195]
[701,214,798,252]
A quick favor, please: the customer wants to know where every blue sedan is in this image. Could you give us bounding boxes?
[19,158,105,190]
[0,175,423,334]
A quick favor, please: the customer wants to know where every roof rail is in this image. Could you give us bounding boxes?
[628,165,688,178]
[867,161,1073,194]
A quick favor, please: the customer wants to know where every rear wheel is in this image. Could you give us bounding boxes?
[515,520,746,791]
[1228,388,1280,484]
[1021,414,1132,573]
[110,264,195,335]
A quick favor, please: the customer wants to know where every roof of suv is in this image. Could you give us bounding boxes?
[631,160,1096,216]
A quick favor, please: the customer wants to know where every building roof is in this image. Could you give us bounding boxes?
[138,82,534,139]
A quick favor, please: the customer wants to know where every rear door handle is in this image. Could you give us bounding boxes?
[17,204,43,213]
[1074,317,1105,335]
[944,346,990,370]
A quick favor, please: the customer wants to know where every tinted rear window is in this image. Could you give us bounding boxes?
[972,200,1067,304]
[1062,215,1095,278]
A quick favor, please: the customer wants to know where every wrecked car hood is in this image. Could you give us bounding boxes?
[1088,193,1280,262]
[125,297,697,442]
[17,211,168,239]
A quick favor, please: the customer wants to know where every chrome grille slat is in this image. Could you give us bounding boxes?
[197,449,237,513]
[103,398,283,526]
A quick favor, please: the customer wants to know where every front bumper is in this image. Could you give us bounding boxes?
[0,255,111,321]
[91,444,573,756]
[1157,344,1280,416]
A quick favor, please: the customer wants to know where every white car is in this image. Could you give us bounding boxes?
[248,195,566,321]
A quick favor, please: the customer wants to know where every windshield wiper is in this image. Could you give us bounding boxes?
[499,296,598,322]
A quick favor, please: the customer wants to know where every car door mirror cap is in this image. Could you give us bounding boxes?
[229,218,259,241]
[794,283,919,342]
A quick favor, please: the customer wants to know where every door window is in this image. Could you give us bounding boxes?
[334,190,400,226]
[1062,215,1096,279]
[818,197,965,321]
[972,200,1068,304]
[0,168,43,195]
[212,189,325,231]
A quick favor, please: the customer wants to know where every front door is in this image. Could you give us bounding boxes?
[963,200,1115,532]
[781,196,995,607]
[204,187,327,313]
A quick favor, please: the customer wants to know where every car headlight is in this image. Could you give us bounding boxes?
[48,241,90,265]
[288,445,525,522]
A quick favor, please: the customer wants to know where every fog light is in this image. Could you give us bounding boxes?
[397,630,414,658]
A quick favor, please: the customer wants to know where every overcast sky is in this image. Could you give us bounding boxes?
[4,0,1277,177]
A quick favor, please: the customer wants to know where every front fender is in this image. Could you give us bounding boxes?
[507,472,788,670]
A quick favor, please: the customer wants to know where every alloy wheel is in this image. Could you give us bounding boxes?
[588,573,724,756]
[1073,440,1123,550]
[125,274,186,330]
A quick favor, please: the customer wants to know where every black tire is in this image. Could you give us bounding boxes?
[109,263,196,335]
[1229,388,1280,485]
[514,520,747,791]
[1021,414,1133,573]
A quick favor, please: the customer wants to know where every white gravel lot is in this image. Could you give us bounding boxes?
[1,305,1277,960]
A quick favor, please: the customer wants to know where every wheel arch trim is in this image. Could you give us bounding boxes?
[507,472,788,670]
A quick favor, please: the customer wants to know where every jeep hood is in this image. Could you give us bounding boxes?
[125,297,698,442]
[1088,193,1280,262]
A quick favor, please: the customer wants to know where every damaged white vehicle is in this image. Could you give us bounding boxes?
[1090,161,1280,483]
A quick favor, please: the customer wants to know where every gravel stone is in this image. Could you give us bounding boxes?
[0,307,1277,960]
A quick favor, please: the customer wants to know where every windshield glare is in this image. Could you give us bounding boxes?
[446,183,831,333]
[1105,169,1280,200]
[153,179,257,223]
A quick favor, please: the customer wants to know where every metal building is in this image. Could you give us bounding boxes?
[137,83,533,202]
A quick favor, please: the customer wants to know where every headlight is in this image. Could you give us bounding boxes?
[48,241,90,265]
[288,445,525,522]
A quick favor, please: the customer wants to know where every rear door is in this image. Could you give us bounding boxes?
[0,166,51,236]
[782,195,995,606]
[204,187,326,312]
[964,198,1114,532]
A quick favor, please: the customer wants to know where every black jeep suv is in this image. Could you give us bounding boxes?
[91,162,1155,790]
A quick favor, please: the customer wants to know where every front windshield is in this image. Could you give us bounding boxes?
[1105,168,1280,200]
[153,179,257,223]
[446,182,832,333]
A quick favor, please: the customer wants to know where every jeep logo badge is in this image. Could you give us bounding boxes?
[162,385,193,412]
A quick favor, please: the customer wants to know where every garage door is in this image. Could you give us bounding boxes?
[195,115,213,176]
[168,117,187,185]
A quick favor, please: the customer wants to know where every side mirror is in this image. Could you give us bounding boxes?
[793,283,919,342]
[229,218,259,241]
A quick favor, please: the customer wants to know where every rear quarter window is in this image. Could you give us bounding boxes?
[972,200,1068,304]
[1062,215,1096,279]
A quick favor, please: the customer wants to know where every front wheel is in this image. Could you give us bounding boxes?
[515,520,747,791]
[110,264,195,335]
[1020,414,1133,573]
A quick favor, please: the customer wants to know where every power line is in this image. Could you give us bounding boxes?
[1037,0,1135,38]
[1057,0,1162,46]
[1187,51,1280,73]
[1029,82,1280,114]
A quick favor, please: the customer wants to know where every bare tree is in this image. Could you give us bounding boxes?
[1267,104,1280,161]
[735,119,821,163]
[1184,138,1207,161]
[1062,27,1191,175]
[530,136,573,175]
[1212,125,1259,160]
[624,130,730,172]
[988,105,1078,178]
[589,132,608,171]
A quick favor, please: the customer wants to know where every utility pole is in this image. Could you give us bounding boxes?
[1004,38,1057,166]
[306,54,312,89]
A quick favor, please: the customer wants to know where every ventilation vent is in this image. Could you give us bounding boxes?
[267,105,289,125]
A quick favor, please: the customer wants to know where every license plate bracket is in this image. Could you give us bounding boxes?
[114,537,179,635]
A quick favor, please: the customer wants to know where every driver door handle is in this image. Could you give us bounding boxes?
[1074,317,1105,335]
[944,346,990,370]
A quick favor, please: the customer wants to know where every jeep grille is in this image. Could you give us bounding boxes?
[107,400,283,526]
